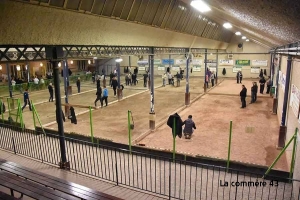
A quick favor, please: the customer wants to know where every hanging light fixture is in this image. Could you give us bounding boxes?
[242,36,247,40]
[16,65,21,71]
[70,60,73,64]
[235,32,241,35]
[115,57,123,63]
[88,60,91,64]
[25,65,27,70]
[0,65,2,70]
[58,62,61,67]
[223,22,232,29]
[40,62,43,67]
[190,0,211,13]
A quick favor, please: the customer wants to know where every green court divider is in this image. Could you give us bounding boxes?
[227,121,233,172]
[7,98,24,129]
[31,100,45,135]
[0,99,4,123]
[89,106,94,143]
[173,118,176,162]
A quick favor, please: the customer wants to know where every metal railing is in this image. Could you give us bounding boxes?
[0,124,299,200]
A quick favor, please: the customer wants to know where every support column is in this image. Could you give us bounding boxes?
[185,48,190,105]
[278,55,292,148]
[26,62,30,83]
[63,61,68,104]
[216,50,219,85]
[129,56,131,68]
[6,63,12,98]
[116,62,122,100]
[148,55,150,89]
[149,47,155,130]
[48,47,69,169]
[204,49,208,92]
[169,54,171,71]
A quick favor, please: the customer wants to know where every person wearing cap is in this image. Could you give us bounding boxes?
[182,115,196,139]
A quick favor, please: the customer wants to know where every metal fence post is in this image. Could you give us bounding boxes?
[11,137,16,154]
[115,150,119,185]
[227,121,233,172]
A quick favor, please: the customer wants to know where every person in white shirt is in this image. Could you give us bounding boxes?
[33,76,39,84]
[11,79,16,86]
[162,73,166,87]
[40,77,45,84]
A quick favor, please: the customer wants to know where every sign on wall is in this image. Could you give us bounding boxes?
[252,60,268,67]
[233,66,242,73]
[235,60,250,66]
[191,59,203,65]
[137,60,148,65]
[209,67,217,72]
[154,59,161,65]
[219,60,233,66]
[138,67,146,71]
[172,66,180,71]
[175,59,186,65]
[162,59,174,65]
[290,84,300,118]
[193,65,201,72]
[158,66,165,71]
[251,67,260,74]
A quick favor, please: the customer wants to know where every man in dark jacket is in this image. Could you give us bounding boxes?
[250,82,258,104]
[48,83,54,102]
[76,77,81,93]
[167,113,183,138]
[70,106,77,124]
[96,77,100,89]
[259,76,266,94]
[236,71,243,84]
[240,85,247,108]
[143,73,148,87]
[94,87,102,107]
[182,115,196,139]
[111,77,118,97]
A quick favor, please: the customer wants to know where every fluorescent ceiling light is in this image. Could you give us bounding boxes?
[0,65,2,70]
[115,58,123,63]
[88,60,91,64]
[190,0,211,13]
[58,62,61,67]
[242,36,247,39]
[246,39,250,42]
[223,22,232,29]
[235,32,241,35]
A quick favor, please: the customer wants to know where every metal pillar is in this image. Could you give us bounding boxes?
[63,61,68,104]
[216,50,219,84]
[66,61,70,87]
[169,54,171,70]
[26,62,30,83]
[185,48,190,105]
[204,49,208,92]
[278,55,292,148]
[129,56,131,68]
[116,62,122,100]
[6,63,12,97]
[149,47,155,130]
[50,47,69,169]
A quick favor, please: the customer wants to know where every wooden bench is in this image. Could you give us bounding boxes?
[0,159,123,200]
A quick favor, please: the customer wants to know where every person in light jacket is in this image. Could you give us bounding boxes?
[162,73,166,87]
[182,115,196,139]
[211,71,216,87]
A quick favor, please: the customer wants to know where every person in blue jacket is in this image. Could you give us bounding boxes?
[22,88,32,111]
[101,86,108,107]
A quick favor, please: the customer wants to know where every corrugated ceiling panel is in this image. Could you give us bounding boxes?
[140,0,153,24]
[102,0,117,16]
[127,0,142,21]
[175,7,189,31]
[134,0,149,22]
[119,0,135,20]
[66,0,81,10]
[152,0,171,27]
[145,0,162,25]
[184,12,198,34]
[80,0,94,12]
[165,0,180,29]
[141,0,157,25]
[180,10,193,32]
[160,0,176,28]
[112,0,127,18]
[49,0,64,7]
[91,0,106,15]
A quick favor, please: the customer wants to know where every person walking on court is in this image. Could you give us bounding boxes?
[76,77,81,93]
[266,76,272,94]
[162,73,166,87]
[94,86,102,107]
[240,85,247,108]
[236,71,243,84]
[48,82,54,102]
[111,76,118,97]
[22,88,32,111]
[96,77,100,89]
[182,115,196,139]
[259,76,266,94]
[250,82,258,104]
[143,72,148,87]
[101,86,108,107]
[211,71,216,87]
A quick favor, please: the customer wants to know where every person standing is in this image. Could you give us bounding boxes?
[101,86,108,107]
[211,71,215,87]
[167,72,172,85]
[236,71,242,84]
[111,77,118,97]
[176,72,181,87]
[132,73,137,85]
[162,73,166,87]
[143,72,148,87]
[240,85,247,108]
[259,76,266,94]
[96,77,100,89]
[48,82,54,102]
[250,82,258,104]
[134,67,138,75]
[266,76,272,94]
[182,115,196,139]
[22,88,32,111]
[94,86,102,107]
[76,77,81,93]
